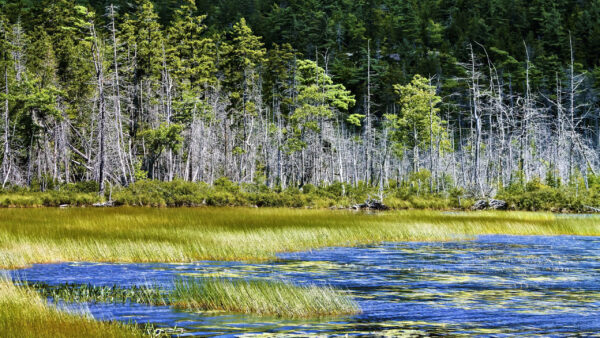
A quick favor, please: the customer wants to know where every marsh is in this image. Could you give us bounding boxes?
[1,209,600,336]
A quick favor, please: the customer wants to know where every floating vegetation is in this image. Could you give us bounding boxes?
[6,235,600,335]
[27,278,360,319]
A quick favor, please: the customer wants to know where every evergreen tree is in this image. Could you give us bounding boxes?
[386,74,448,173]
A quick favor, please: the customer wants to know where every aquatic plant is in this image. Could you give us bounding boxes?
[0,208,598,269]
[28,278,360,319]
[0,278,144,338]
[170,278,360,318]
[29,282,166,306]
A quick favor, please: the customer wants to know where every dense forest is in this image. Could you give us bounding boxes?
[1,0,600,203]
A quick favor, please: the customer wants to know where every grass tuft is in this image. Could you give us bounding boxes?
[29,282,166,306]
[170,278,360,318]
[29,278,359,319]
[0,278,143,338]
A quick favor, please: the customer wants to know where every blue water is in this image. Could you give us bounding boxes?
[8,235,600,336]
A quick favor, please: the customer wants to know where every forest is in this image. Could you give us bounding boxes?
[1,0,600,208]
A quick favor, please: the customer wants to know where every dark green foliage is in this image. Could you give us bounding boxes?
[5,0,598,105]
[2,0,600,205]
[496,177,600,212]
[0,175,595,211]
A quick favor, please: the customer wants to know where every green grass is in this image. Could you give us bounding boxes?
[1,208,599,333]
[170,278,359,318]
[0,278,144,338]
[29,282,166,305]
[1,208,599,269]
[30,278,360,319]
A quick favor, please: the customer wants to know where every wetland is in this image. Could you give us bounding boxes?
[1,209,599,336]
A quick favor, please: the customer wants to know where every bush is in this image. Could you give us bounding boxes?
[62,181,100,194]
[205,191,236,206]
[162,180,206,206]
[113,181,166,207]
[2,175,597,212]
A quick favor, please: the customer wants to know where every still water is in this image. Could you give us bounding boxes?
[9,235,600,336]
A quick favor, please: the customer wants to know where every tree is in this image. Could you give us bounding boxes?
[386,74,447,175]
[286,59,356,184]
[120,0,163,135]
[166,0,217,119]
[165,0,217,181]
[287,59,356,152]
[222,18,266,181]
[139,123,183,179]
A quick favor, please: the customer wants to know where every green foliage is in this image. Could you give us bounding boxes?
[496,176,600,212]
[2,0,600,199]
[166,0,217,123]
[140,123,184,157]
[0,174,598,212]
[285,59,356,153]
[222,17,266,111]
[386,74,449,169]
[121,0,163,81]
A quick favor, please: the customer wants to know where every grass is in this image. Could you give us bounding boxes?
[1,208,599,333]
[0,278,144,338]
[1,208,599,269]
[29,282,165,305]
[30,278,360,319]
[170,278,360,318]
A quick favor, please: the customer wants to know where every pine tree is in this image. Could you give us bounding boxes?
[222,18,266,180]
[166,0,217,123]
[121,0,164,134]
[386,74,448,173]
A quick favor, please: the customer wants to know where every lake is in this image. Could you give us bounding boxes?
[8,235,600,336]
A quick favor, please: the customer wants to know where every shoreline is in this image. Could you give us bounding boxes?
[1,208,598,270]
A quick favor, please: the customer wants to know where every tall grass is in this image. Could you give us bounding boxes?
[30,278,360,319]
[170,278,359,318]
[29,282,165,305]
[0,208,598,269]
[0,278,143,338]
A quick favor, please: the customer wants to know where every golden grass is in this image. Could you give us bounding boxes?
[29,277,359,319]
[0,208,598,332]
[170,278,360,318]
[0,278,142,338]
[0,208,598,269]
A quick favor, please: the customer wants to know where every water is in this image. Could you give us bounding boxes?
[8,235,600,336]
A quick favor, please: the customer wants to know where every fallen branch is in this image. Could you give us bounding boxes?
[584,205,600,213]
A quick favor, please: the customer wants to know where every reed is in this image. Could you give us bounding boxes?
[29,278,359,318]
[0,208,598,269]
[29,282,166,305]
[170,278,360,318]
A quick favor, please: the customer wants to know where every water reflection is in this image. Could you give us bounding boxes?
[8,235,600,336]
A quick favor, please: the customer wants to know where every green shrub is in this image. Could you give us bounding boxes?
[161,180,206,206]
[62,181,100,193]
[205,191,236,206]
[2,175,599,212]
[214,177,240,194]
[113,181,166,207]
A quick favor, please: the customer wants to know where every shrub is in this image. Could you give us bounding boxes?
[113,181,166,207]
[205,191,236,206]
